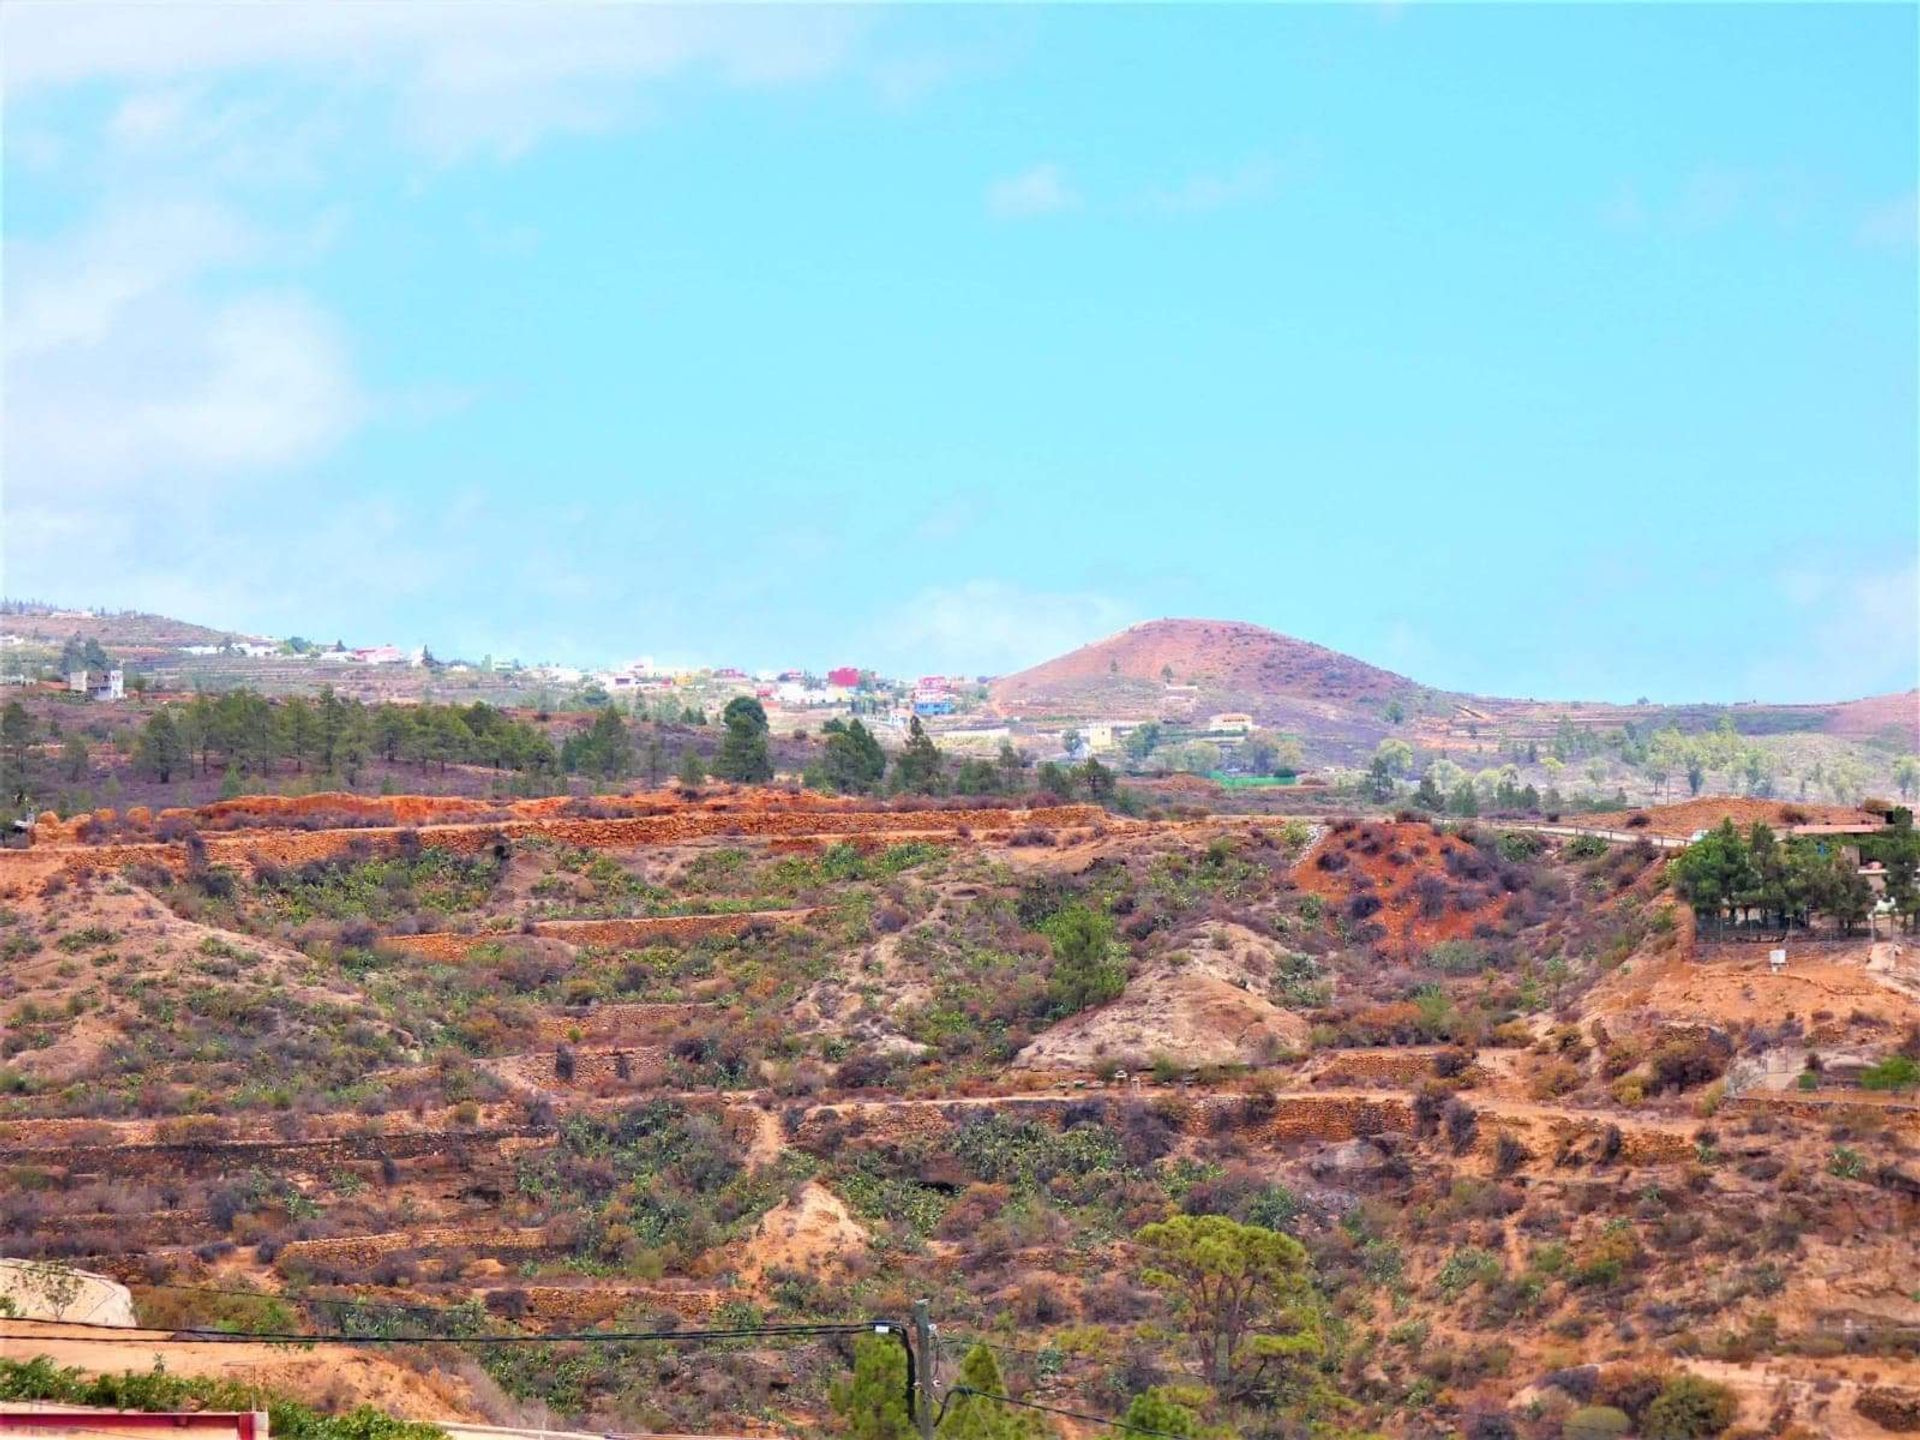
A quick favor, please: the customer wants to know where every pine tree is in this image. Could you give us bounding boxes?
[940,1344,1027,1440]
[891,717,945,795]
[822,718,887,794]
[831,1336,915,1440]
[2,702,39,800]
[713,697,773,783]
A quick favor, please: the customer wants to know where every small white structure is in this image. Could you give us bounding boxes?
[1768,947,1787,975]
[0,1258,136,1325]
[66,669,124,702]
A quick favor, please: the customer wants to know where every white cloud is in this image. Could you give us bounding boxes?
[5,3,869,161]
[4,198,365,505]
[1147,158,1276,215]
[986,163,1078,220]
[874,580,1130,675]
[5,199,254,359]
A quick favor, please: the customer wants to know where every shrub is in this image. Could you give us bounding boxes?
[1043,903,1126,1016]
[1647,1033,1728,1094]
[1542,1367,1598,1403]
[1861,1055,1920,1092]
[1642,1374,1739,1438]
[1465,1413,1518,1440]
[1428,939,1489,975]
[1593,1367,1666,1425]
[1443,1097,1478,1153]
[1563,1407,1631,1440]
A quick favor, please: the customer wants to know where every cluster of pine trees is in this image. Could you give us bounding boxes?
[129,689,562,786]
[1669,817,1917,933]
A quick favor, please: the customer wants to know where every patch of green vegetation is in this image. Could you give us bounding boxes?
[255,847,501,923]
[0,1357,445,1440]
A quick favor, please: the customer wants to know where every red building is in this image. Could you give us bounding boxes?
[827,666,861,688]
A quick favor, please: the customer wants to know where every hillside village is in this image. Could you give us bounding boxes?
[4,609,1915,838]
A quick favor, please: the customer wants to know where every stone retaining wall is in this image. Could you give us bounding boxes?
[508,1285,726,1326]
[0,1125,549,1178]
[276,1225,553,1272]
[386,911,815,963]
[13,805,1112,878]
[532,1003,714,1045]
[493,1047,669,1090]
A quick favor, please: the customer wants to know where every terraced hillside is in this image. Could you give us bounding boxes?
[0,792,1916,1440]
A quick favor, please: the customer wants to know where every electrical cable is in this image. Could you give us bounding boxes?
[0,1312,920,1418]
[0,1313,895,1346]
[938,1333,1201,1386]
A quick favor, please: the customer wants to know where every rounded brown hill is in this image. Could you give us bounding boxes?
[990,618,1424,726]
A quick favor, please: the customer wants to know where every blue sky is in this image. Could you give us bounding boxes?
[3,3,1915,702]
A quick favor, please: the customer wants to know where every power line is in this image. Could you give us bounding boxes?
[945,1387,1191,1440]
[938,1334,1201,1387]
[0,1313,921,1418]
[0,1314,894,1347]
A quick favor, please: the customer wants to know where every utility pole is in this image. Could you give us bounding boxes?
[913,1297,936,1440]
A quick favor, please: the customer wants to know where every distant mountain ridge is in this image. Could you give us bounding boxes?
[989,617,1918,757]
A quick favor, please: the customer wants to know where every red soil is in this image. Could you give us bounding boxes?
[990,617,1414,709]
[1293,820,1490,949]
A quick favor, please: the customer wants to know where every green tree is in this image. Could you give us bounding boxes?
[1044,903,1125,1015]
[1894,755,1920,803]
[316,686,350,771]
[1412,772,1444,811]
[1363,756,1396,803]
[831,1336,914,1440]
[821,718,887,794]
[891,717,945,795]
[59,734,90,784]
[1074,757,1117,804]
[1373,738,1413,777]
[1170,741,1220,777]
[996,741,1028,793]
[279,698,320,772]
[1,702,39,800]
[337,712,373,788]
[1123,723,1163,765]
[373,705,414,764]
[713,697,773,783]
[939,1345,1036,1440]
[952,757,1003,796]
[1135,1213,1324,1398]
[1270,735,1305,777]
[677,749,706,788]
[133,710,186,784]
[1121,1388,1203,1439]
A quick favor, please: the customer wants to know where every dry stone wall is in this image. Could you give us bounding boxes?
[276,1225,553,1272]
[387,909,817,962]
[12,804,1114,878]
